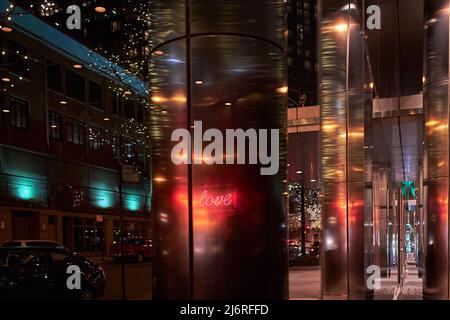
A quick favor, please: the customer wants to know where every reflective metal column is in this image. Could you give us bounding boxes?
[372,170,389,277]
[319,0,370,299]
[423,0,449,300]
[149,0,288,299]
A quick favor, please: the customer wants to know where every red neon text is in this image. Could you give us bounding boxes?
[199,190,234,208]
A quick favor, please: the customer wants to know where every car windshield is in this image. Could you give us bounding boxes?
[1,242,22,247]
[0,251,43,270]
[25,241,59,247]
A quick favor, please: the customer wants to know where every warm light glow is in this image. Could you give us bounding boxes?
[348,131,364,138]
[422,76,426,84]
[195,80,204,85]
[154,50,164,56]
[60,101,68,105]
[426,120,439,127]
[103,117,110,121]
[296,171,302,174]
[1,26,12,33]
[124,91,132,95]
[172,152,188,162]
[322,124,338,131]
[334,23,348,32]
[225,102,232,106]
[152,96,168,103]
[171,95,187,103]
[277,86,288,94]
[51,124,58,128]
[434,124,448,131]
[369,82,374,89]
[2,109,10,113]
[154,176,167,183]
[95,6,106,13]
[73,64,83,69]
[1,77,10,82]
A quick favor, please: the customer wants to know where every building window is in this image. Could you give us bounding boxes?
[47,60,62,92]
[122,137,136,160]
[304,60,312,70]
[124,100,135,120]
[88,80,103,109]
[73,218,104,252]
[111,20,121,32]
[137,104,144,123]
[9,96,29,129]
[88,126,103,151]
[7,40,29,79]
[0,94,5,124]
[112,95,120,115]
[48,111,63,139]
[66,118,85,145]
[66,69,85,102]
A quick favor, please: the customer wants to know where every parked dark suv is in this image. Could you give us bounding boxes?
[0,247,106,300]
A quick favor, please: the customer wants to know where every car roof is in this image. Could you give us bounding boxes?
[4,240,60,243]
[1,240,65,247]
[0,246,70,253]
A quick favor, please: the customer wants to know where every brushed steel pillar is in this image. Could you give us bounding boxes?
[372,170,389,276]
[319,0,370,299]
[149,0,288,299]
[423,0,450,300]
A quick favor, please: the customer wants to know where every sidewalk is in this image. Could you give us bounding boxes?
[76,253,115,265]
[289,266,321,300]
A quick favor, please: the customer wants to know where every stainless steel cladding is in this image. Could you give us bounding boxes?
[149,0,288,299]
[319,0,371,299]
[423,0,450,300]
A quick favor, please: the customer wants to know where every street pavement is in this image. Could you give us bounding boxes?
[289,266,321,300]
[90,260,421,300]
[98,260,152,300]
[398,255,422,300]
[95,260,322,300]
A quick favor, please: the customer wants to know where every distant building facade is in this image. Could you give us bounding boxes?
[287,0,317,108]
[0,3,151,255]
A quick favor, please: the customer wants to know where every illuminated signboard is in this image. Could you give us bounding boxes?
[197,188,237,210]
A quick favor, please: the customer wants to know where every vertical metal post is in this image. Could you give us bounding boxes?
[397,189,401,284]
[118,141,126,300]
[423,0,450,300]
[300,185,306,256]
[319,0,369,299]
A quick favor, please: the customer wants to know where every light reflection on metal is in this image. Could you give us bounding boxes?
[150,0,287,299]
[423,0,450,300]
[319,0,371,300]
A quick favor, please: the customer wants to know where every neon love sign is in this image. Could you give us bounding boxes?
[199,189,235,209]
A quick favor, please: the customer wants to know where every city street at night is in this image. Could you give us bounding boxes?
[2,0,450,316]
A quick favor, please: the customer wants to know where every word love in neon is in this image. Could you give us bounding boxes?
[199,190,234,208]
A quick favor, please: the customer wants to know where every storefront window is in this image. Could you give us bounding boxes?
[72,217,105,254]
[113,221,146,243]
